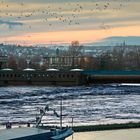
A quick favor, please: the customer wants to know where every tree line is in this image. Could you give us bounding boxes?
[2,45,140,71]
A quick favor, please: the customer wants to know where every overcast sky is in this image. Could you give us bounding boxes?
[0,0,140,45]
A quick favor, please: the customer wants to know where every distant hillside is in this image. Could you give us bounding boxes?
[1,36,140,57]
[85,36,140,46]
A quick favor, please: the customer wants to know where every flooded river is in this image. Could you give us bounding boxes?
[0,84,140,126]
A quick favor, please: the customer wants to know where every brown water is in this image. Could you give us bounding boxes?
[66,129,140,140]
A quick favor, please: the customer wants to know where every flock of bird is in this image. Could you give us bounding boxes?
[0,0,131,30]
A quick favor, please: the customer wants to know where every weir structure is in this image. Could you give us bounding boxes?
[0,69,140,86]
[82,70,140,84]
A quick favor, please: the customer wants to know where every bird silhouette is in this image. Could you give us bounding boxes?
[0,0,131,30]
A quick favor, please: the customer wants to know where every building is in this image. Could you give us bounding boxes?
[43,56,93,70]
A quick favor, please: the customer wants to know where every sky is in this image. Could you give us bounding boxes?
[0,0,140,45]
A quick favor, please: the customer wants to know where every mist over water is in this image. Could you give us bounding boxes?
[0,84,140,127]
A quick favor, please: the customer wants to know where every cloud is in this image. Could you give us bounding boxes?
[0,20,23,29]
[0,0,139,44]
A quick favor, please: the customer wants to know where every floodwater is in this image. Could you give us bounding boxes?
[66,129,140,140]
[0,84,140,127]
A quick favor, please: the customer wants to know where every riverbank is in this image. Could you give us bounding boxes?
[1,122,140,132]
[72,122,140,132]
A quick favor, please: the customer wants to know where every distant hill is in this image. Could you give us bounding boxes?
[84,36,140,46]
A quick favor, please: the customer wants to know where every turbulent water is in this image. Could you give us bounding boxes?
[0,84,140,127]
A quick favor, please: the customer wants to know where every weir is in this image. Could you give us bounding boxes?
[0,69,140,86]
[83,70,140,84]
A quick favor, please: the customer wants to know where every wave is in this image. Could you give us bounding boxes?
[0,84,140,126]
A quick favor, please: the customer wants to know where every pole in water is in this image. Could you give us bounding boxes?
[71,117,74,140]
[72,117,74,128]
[60,97,62,129]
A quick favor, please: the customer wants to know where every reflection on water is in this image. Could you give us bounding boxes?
[66,129,140,140]
[0,84,140,126]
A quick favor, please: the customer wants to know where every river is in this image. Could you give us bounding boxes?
[0,84,140,126]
